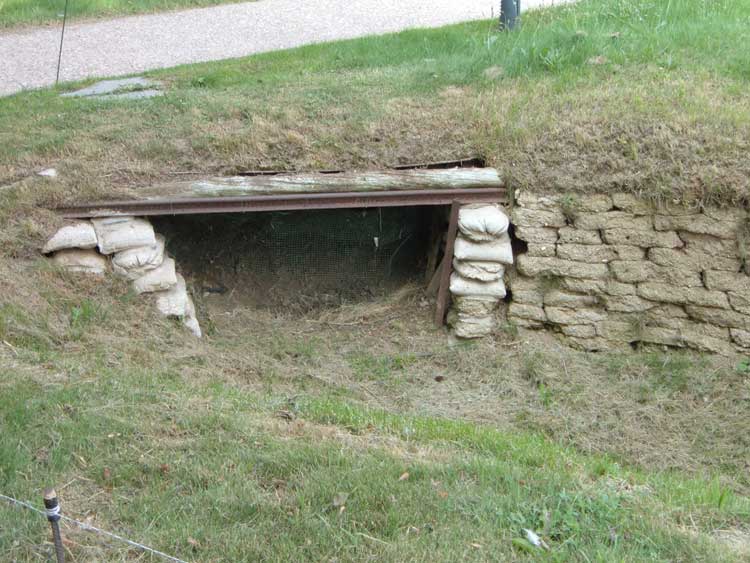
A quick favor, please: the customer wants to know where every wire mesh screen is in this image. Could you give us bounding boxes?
[153,207,437,312]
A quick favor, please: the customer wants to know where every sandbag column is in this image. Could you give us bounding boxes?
[447,204,513,338]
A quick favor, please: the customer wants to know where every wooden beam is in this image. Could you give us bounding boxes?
[434,201,460,327]
[423,211,444,285]
[140,168,502,198]
[426,256,444,297]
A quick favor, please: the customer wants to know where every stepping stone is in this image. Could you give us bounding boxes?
[104,89,164,100]
[61,77,162,98]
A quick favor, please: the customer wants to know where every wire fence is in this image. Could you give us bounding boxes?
[0,492,190,563]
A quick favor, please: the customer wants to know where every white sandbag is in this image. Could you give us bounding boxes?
[452,296,500,317]
[133,257,177,294]
[43,222,98,253]
[453,233,513,264]
[450,272,506,298]
[182,295,202,338]
[112,235,165,280]
[52,249,108,275]
[155,273,188,316]
[92,216,156,254]
[452,258,504,282]
[452,313,496,339]
[458,204,509,242]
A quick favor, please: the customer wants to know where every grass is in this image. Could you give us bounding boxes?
[1,0,749,216]
[1,348,748,561]
[0,263,749,561]
[0,0,251,28]
[1,0,750,560]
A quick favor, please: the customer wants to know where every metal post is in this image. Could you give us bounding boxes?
[56,0,70,85]
[43,488,65,563]
[500,0,519,30]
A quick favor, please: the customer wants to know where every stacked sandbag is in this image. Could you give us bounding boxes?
[43,217,201,337]
[112,235,166,279]
[91,216,156,254]
[52,248,109,275]
[43,221,109,275]
[448,204,513,338]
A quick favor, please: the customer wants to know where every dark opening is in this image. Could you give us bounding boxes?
[152,207,443,315]
[508,223,528,256]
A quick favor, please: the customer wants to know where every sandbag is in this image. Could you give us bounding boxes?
[449,272,506,298]
[458,204,509,242]
[52,249,108,275]
[452,258,504,282]
[133,257,177,294]
[155,273,188,316]
[452,296,499,317]
[451,313,496,339]
[453,233,513,264]
[112,235,165,280]
[43,222,98,254]
[182,296,202,338]
[92,216,156,254]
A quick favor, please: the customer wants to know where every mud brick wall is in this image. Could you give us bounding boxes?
[508,191,750,355]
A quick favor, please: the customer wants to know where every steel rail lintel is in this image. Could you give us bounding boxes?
[54,188,507,218]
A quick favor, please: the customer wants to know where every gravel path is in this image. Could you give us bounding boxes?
[0,0,565,97]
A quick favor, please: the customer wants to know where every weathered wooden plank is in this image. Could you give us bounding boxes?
[434,201,461,326]
[141,168,502,198]
[424,211,444,284]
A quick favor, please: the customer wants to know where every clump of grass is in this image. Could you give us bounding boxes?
[68,299,107,340]
[348,352,416,381]
[538,272,562,294]
[628,312,647,344]
[559,194,580,224]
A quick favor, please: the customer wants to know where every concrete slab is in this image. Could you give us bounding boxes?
[60,76,160,97]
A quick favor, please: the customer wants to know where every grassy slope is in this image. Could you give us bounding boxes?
[0,0,249,28]
[1,0,749,211]
[1,0,750,560]
[1,290,749,561]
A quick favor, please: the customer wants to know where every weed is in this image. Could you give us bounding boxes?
[538,272,562,294]
[70,300,100,327]
[559,194,580,224]
[628,313,647,344]
[537,382,553,408]
[643,352,694,393]
[500,320,519,338]
[521,350,545,386]
[349,352,415,381]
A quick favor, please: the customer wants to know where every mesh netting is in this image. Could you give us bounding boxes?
[153,207,437,311]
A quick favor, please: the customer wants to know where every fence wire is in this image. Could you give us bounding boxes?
[0,492,189,563]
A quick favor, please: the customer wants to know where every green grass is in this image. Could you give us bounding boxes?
[0,0,250,27]
[1,365,747,562]
[0,261,747,561]
[1,1,750,560]
[1,0,749,214]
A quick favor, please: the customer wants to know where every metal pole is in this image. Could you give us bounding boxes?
[56,0,70,85]
[500,0,519,30]
[43,488,65,563]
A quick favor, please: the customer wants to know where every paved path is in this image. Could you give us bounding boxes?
[0,0,565,97]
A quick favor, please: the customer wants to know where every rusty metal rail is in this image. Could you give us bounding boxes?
[55,187,507,218]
